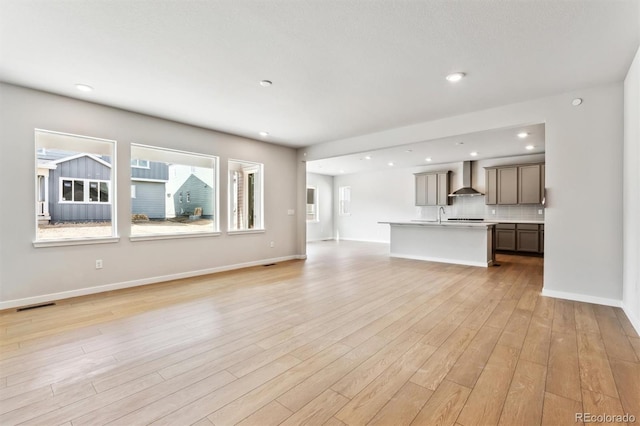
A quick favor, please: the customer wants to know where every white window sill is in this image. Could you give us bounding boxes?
[33,236,120,248]
[130,231,221,242]
[227,229,266,235]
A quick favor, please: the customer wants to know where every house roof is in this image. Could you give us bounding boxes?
[46,153,112,169]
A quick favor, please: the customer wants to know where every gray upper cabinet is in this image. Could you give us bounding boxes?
[518,164,542,204]
[497,167,518,205]
[485,168,497,205]
[437,172,450,205]
[415,171,451,206]
[485,163,544,205]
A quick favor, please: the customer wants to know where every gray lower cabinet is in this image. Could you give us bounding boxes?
[516,224,540,252]
[496,223,544,254]
[495,224,516,251]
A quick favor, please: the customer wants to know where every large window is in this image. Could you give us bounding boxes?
[35,130,117,243]
[130,144,218,238]
[228,160,264,232]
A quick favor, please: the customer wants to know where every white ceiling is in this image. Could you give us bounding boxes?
[0,1,637,148]
[308,123,545,176]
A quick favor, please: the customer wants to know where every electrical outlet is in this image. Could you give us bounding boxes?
[287,209,295,215]
[95,259,103,269]
[491,209,496,214]
[538,209,543,214]
[270,241,275,248]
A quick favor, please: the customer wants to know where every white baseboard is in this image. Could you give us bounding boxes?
[0,255,304,311]
[338,238,390,244]
[541,288,623,308]
[306,237,335,242]
[390,253,490,268]
[621,302,640,335]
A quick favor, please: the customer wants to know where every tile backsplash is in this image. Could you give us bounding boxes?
[417,196,544,221]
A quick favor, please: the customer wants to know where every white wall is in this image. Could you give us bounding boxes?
[301,83,625,306]
[333,153,545,243]
[306,173,334,241]
[0,83,301,308]
[623,46,640,332]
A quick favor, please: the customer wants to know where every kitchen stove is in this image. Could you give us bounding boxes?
[447,218,484,222]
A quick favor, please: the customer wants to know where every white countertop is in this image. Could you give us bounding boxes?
[379,220,497,228]
[490,219,544,224]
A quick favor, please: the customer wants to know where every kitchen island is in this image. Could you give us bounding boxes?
[379,221,497,267]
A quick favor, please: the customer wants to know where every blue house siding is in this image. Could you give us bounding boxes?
[132,181,166,219]
[48,155,112,222]
[174,175,214,218]
[131,162,169,180]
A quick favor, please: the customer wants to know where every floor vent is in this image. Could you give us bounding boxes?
[263,263,276,267]
[17,302,56,312]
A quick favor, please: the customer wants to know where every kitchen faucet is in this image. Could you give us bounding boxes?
[438,206,445,224]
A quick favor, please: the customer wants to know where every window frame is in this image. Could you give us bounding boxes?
[129,143,220,241]
[227,159,265,234]
[33,129,119,247]
[306,186,319,222]
[59,177,111,204]
[339,185,352,216]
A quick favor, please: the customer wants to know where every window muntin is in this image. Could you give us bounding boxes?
[339,186,351,216]
[228,160,264,231]
[130,144,218,237]
[306,186,318,222]
[35,129,117,242]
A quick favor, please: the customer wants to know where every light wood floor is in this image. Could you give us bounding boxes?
[1,241,639,426]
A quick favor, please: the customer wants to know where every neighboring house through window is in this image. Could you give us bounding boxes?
[34,129,117,244]
[130,143,218,237]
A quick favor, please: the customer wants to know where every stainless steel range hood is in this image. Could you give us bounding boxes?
[449,161,484,197]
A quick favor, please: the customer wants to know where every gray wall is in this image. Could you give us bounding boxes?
[0,83,300,305]
[131,181,166,219]
[49,155,112,222]
[623,46,640,331]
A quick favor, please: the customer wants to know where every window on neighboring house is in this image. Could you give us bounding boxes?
[306,186,318,222]
[131,185,136,199]
[228,160,264,232]
[131,159,150,168]
[60,178,109,203]
[339,186,351,216]
[35,129,116,244]
[130,144,218,238]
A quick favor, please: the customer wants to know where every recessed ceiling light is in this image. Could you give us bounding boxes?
[526,145,535,150]
[388,162,394,166]
[405,149,413,153]
[75,84,93,92]
[455,141,464,145]
[517,132,529,139]
[340,169,345,173]
[470,152,478,157]
[446,72,466,82]
[572,98,583,106]
[259,131,269,137]
[259,80,272,87]
[425,157,432,162]
[365,155,372,160]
